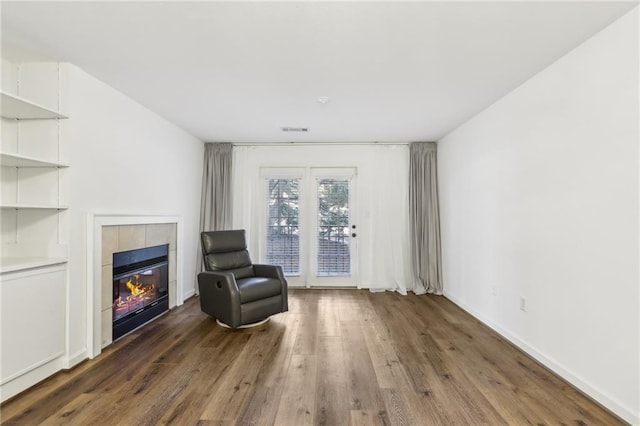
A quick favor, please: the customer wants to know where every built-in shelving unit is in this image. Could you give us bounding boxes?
[0,152,69,168]
[0,257,68,274]
[0,63,69,275]
[1,61,71,403]
[1,91,67,120]
[0,204,69,210]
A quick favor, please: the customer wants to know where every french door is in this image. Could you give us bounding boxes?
[262,167,357,288]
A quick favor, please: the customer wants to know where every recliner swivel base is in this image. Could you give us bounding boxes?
[216,317,270,329]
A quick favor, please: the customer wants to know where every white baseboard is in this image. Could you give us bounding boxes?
[444,292,638,426]
[62,349,88,369]
[183,288,196,300]
[0,357,63,403]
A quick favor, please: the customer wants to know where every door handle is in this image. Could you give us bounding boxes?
[351,233,357,238]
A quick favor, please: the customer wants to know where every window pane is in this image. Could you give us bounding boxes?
[317,179,350,276]
[266,179,300,275]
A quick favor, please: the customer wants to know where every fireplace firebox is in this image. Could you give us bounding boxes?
[112,244,169,340]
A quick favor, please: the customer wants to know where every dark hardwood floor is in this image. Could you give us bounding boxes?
[1,289,624,425]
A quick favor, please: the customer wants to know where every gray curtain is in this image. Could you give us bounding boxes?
[409,142,443,294]
[200,143,233,232]
[199,143,233,274]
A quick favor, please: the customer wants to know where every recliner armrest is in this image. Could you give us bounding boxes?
[253,264,286,281]
[198,270,240,296]
[253,264,288,313]
[197,270,242,326]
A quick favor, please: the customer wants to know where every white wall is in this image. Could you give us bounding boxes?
[438,8,639,424]
[66,65,203,363]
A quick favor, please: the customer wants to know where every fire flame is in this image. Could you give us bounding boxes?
[114,273,157,321]
[115,274,155,309]
[126,274,153,296]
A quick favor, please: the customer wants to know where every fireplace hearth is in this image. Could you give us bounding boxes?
[112,244,169,340]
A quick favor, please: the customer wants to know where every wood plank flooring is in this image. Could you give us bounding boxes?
[1,289,624,425]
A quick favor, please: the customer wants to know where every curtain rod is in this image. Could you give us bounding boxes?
[227,141,414,147]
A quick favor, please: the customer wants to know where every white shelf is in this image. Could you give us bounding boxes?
[0,153,69,168]
[1,204,68,210]
[0,257,68,274]
[1,91,67,120]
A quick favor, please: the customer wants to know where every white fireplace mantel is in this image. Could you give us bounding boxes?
[86,213,184,358]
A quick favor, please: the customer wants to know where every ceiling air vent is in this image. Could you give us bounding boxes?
[281,127,309,132]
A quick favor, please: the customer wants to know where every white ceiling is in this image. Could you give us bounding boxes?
[1,1,636,143]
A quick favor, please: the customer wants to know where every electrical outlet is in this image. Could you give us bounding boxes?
[520,297,526,312]
[491,286,497,296]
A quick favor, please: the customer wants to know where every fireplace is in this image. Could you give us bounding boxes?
[112,244,169,340]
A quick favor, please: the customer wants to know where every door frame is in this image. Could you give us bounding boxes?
[259,166,358,288]
[306,167,357,288]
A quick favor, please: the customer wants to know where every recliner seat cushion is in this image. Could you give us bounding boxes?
[237,277,283,304]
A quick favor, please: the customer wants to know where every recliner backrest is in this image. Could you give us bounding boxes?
[201,230,254,279]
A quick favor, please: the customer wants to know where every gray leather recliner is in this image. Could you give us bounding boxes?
[197,229,288,328]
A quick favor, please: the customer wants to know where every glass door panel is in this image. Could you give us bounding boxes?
[316,178,350,277]
[266,178,300,276]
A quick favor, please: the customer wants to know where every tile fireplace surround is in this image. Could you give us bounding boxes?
[88,215,184,358]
